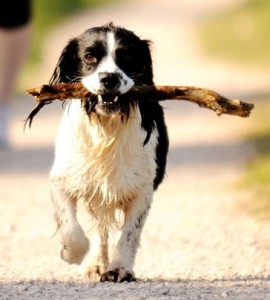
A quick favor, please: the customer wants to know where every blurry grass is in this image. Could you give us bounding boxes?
[30,0,110,66]
[198,0,270,67]
[199,0,270,219]
[18,0,114,90]
[239,98,270,220]
[17,0,115,88]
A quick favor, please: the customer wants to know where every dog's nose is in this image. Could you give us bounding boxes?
[99,72,120,90]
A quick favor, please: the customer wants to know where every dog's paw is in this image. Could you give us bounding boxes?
[86,264,108,281]
[100,268,136,283]
[61,236,89,265]
[86,265,101,281]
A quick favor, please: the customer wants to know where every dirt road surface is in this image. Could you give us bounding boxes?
[1,0,270,299]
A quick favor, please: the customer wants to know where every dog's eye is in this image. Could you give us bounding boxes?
[84,54,97,63]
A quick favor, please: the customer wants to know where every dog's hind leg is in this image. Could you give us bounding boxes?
[51,184,89,264]
[101,190,153,282]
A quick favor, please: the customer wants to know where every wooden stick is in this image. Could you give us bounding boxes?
[26,82,91,102]
[26,82,254,120]
[124,86,254,118]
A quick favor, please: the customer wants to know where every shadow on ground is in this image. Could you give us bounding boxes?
[0,140,250,176]
[0,147,54,175]
[168,141,252,168]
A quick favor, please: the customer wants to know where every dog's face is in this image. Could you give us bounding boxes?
[50,23,154,116]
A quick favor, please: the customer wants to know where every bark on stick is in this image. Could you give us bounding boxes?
[26,82,254,120]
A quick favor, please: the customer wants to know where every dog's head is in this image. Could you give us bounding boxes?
[50,23,154,117]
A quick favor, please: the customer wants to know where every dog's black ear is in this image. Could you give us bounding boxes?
[49,38,81,84]
[141,40,154,86]
[25,38,81,129]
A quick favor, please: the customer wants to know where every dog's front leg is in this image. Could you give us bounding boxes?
[101,190,152,282]
[51,182,89,264]
[85,223,109,280]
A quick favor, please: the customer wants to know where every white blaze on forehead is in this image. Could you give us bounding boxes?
[106,31,116,55]
[82,30,134,95]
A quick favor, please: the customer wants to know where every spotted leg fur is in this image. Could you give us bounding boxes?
[100,190,152,282]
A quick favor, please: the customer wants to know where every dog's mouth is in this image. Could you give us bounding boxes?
[83,91,133,119]
[94,93,122,115]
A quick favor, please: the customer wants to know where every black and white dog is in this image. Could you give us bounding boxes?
[49,23,169,282]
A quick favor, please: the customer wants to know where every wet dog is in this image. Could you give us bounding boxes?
[49,23,169,282]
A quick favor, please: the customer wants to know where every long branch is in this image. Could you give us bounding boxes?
[26,82,254,119]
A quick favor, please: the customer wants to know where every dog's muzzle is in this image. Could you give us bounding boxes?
[95,72,123,115]
[99,72,121,91]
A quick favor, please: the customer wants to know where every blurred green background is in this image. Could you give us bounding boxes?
[29,0,111,67]
[199,0,270,220]
[199,0,270,67]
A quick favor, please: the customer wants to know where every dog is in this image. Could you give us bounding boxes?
[49,23,169,282]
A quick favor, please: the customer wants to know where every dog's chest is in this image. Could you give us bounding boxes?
[85,123,151,197]
[51,102,157,203]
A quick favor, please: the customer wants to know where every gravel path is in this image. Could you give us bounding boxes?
[1,0,270,299]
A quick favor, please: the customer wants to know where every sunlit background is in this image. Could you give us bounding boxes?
[1,0,270,289]
[23,0,270,218]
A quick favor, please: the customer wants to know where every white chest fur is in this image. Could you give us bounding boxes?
[50,101,158,219]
